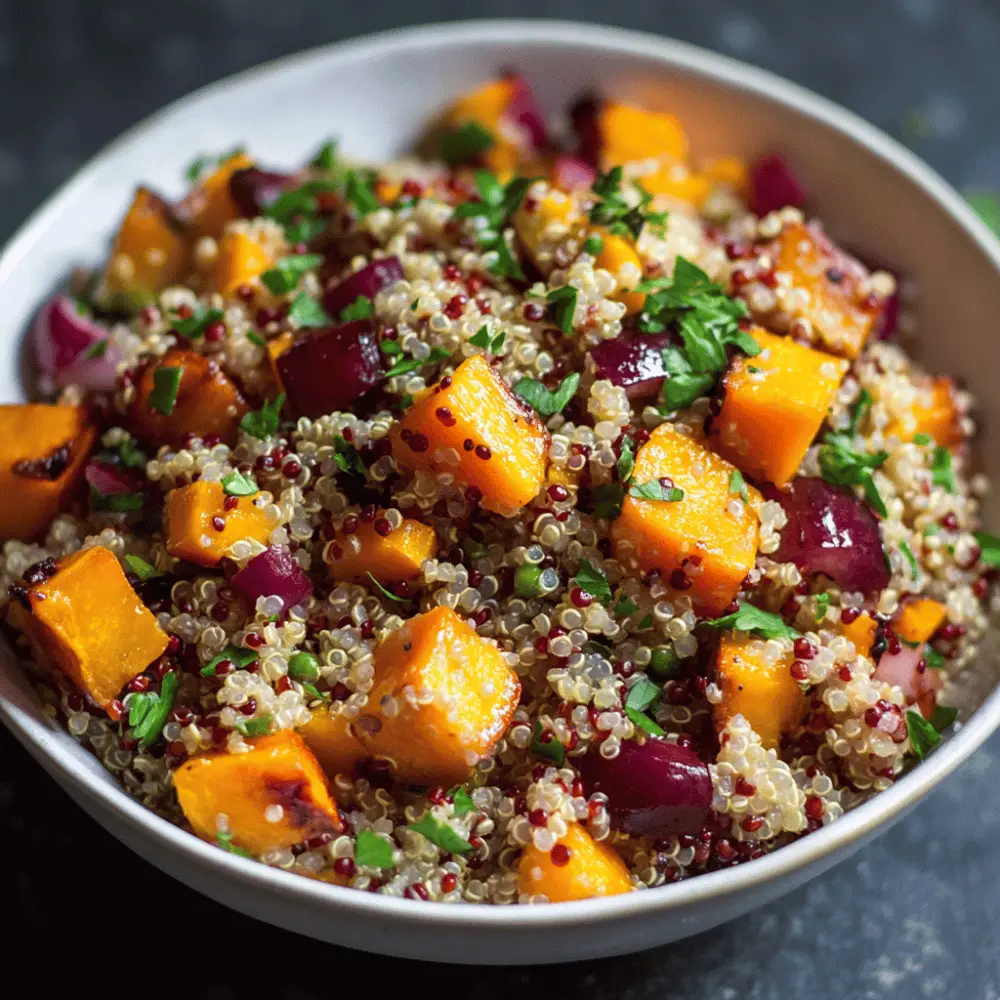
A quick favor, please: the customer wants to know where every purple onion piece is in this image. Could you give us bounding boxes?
[503,73,548,150]
[84,460,145,496]
[552,155,597,191]
[229,166,296,217]
[570,96,601,164]
[322,256,403,319]
[231,546,313,614]
[589,331,675,400]
[749,154,806,216]
[33,294,121,391]
[580,739,712,837]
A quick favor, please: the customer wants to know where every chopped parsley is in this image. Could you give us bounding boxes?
[339,295,375,323]
[240,394,284,440]
[931,446,956,493]
[624,674,666,736]
[638,614,654,630]
[930,704,958,731]
[925,647,946,670]
[513,372,579,417]
[127,670,179,748]
[383,346,451,380]
[899,540,920,580]
[92,490,146,513]
[124,554,161,581]
[818,433,889,517]
[235,714,273,738]
[260,253,324,296]
[83,339,109,360]
[149,365,183,416]
[216,831,252,857]
[728,469,748,500]
[573,558,612,606]
[617,436,635,483]
[628,480,685,503]
[975,530,1000,567]
[583,234,604,256]
[913,432,933,446]
[184,146,245,184]
[614,597,640,616]
[439,121,494,164]
[344,169,379,216]
[172,306,224,340]
[332,436,366,477]
[588,166,666,240]
[706,602,800,640]
[589,482,626,520]
[117,436,148,470]
[905,709,940,759]
[408,812,473,854]
[453,170,534,279]
[354,829,394,869]
[450,787,476,817]
[311,139,339,171]
[848,389,873,435]
[469,326,505,354]
[546,285,578,335]
[287,292,331,329]
[530,721,566,766]
[814,592,831,620]
[201,644,258,677]
[221,470,258,497]
[367,573,404,603]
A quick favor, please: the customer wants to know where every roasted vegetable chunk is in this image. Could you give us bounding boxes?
[611,424,761,616]
[893,597,947,645]
[130,348,248,449]
[840,610,878,656]
[164,480,274,567]
[888,376,965,448]
[390,355,549,516]
[517,823,633,902]
[710,327,848,486]
[298,709,369,778]
[714,632,805,751]
[354,606,521,785]
[8,546,169,710]
[0,404,95,542]
[325,510,436,584]
[183,152,255,239]
[173,730,342,854]
[212,229,275,297]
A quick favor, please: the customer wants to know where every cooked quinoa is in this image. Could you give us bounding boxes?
[2,74,998,905]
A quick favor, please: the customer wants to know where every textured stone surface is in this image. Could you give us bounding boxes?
[2,0,999,993]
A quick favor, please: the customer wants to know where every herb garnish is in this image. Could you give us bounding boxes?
[614,597,640,616]
[573,558,612,605]
[240,394,284,440]
[221,470,259,497]
[216,831,252,857]
[260,253,324,296]
[149,365,183,416]
[201,644,258,677]
[469,326,505,354]
[127,670,179,748]
[530,721,566,765]
[124,554,161,580]
[905,709,941,759]
[706,603,800,640]
[354,829,395,869]
[367,573,404,603]
[975,530,1000,567]
[383,346,451,380]
[588,166,666,240]
[546,286,579,335]
[453,170,534,279]
[899,540,920,580]
[628,480,685,502]
[624,674,666,736]
[439,121,494,164]
[408,812,473,854]
[451,787,476,817]
[513,372,579,417]
[931,446,956,493]
[288,292,331,329]
[339,295,375,323]
[84,339,109,359]
[818,433,889,517]
[172,305,224,340]
[235,714,273,737]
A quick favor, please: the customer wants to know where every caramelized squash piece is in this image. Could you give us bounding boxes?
[611,424,761,616]
[266,330,296,395]
[710,327,848,487]
[0,405,95,542]
[770,222,883,359]
[888,376,964,448]
[518,823,633,902]
[390,355,549,516]
[173,730,342,854]
[597,101,689,168]
[99,187,188,307]
[298,709,369,778]
[325,510,436,584]
[164,480,274,567]
[354,606,521,785]
[513,185,585,276]
[893,597,947,645]
[129,348,248,450]
[714,632,805,751]
[185,152,254,239]
[595,233,645,316]
[8,546,168,710]
[212,230,275,297]
[840,611,878,656]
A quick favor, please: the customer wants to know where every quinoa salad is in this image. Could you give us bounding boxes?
[2,73,998,905]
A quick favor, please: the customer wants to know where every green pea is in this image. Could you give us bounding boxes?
[648,646,680,678]
[514,564,545,598]
[288,651,320,682]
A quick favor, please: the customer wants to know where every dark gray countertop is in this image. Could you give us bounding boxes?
[2,1,998,994]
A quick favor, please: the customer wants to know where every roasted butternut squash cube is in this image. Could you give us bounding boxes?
[840,610,878,656]
[298,708,369,778]
[8,546,169,710]
[596,232,645,315]
[596,101,689,169]
[212,230,274,297]
[888,376,964,448]
[390,356,549,516]
[770,222,883,359]
[129,348,248,450]
[611,424,761,616]
[893,597,947,645]
[99,187,188,307]
[354,606,521,785]
[164,480,274,567]
[714,632,805,751]
[184,152,254,239]
[325,510,436,584]
[710,327,848,487]
[513,185,586,276]
[0,405,95,542]
[517,823,633,902]
[266,330,296,395]
[173,730,342,854]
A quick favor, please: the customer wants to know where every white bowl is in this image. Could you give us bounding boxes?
[1,20,999,965]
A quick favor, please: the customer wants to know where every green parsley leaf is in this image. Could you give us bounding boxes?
[221,470,259,497]
[383,346,451,380]
[345,169,379,216]
[453,171,533,280]
[240,394,284,440]
[216,831,252,857]
[573,558,612,606]
[301,683,329,703]
[931,446,956,493]
[589,482,626,520]
[814,592,831,620]
[513,372,580,417]
[260,253,324,296]
[588,166,665,241]
[637,614,654,630]
[149,365,183,416]
[83,339,109,359]
[332,436,366,476]
[185,155,212,183]
[628,480,685,502]
[339,295,375,323]
[848,389,873,436]
[975,530,1000,567]
[235,714,273,737]
[547,285,578,335]
[439,121,494,164]
[530,721,566,766]
[354,829,394,869]
[367,573,404,603]
[614,597,640,616]
[624,706,666,737]
[913,432,933,446]
[728,469,748,500]
[925,646,946,670]
[706,602,800,640]
[288,292,331,329]
[246,330,267,348]
[380,338,403,357]
[899,540,920,580]
[450,787,476,817]
[967,190,1000,237]
[583,234,604,256]
[929,704,958,732]
[625,675,661,713]
[463,537,489,561]
[469,326,491,348]
[128,670,179,748]
[818,434,889,517]
[201,644,258,677]
[172,306,224,340]
[124,554,160,581]
[408,812,473,854]
[117,436,147,470]
[311,139,338,171]
[97,490,146,513]
[617,436,635,484]
[906,709,941,759]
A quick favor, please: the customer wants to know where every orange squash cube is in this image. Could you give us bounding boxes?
[595,232,645,315]
[212,230,274,297]
[888,376,964,448]
[354,606,521,785]
[325,510,436,584]
[99,187,188,307]
[390,355,550,516]
[513,186,585,275]
[0,405,95,542]
[298,708,369,778]
[184,152,254,239]
[770,222,882,360]
[611,424,761,616]
[129,348,248,450]
[8,546,169,710]
[714,632,805,751]
[173,730,342,855]
[597,101,689,169]
[441,75,532,175]
[840,610,878,656]
[518,823,633,902]
[709,327,848,486]
[893,597,947,645]
[164,480,274,567]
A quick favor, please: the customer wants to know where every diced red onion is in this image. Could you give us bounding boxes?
[228,166,295,217]
[580,739,712,837]
[570,96,601,164]
[231,546,313,613]
[84,460,145,496]
[766,477,891,595]
[551,155,597,191]
[33,294,121,391]
[589,332,674,400]
[749,154,806,216]
[276,320,385,419]
[503,73,548,150]
[322,256,403,318]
